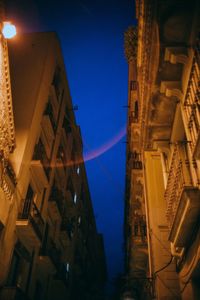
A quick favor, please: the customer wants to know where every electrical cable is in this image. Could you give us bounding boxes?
[154,255,173,276]
[153,255,181,298]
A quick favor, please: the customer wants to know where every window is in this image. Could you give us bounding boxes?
[0,220,4,239]
[52,67,62,101]
[73,193,77,204]
[78,216,81,226]
[134,100,138,120]
[62,115,72,134]
[130,80,137,90]
[20,185,34,219]
[44,101,56,132]
[76,167,79,175]
[66,263,70,272]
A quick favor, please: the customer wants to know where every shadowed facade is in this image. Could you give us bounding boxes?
[0,31,106,300]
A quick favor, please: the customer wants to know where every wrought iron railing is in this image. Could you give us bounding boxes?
[32,138,50,179]
[165,143,192,228]
[19,200,44,241]
[184,37,200,157]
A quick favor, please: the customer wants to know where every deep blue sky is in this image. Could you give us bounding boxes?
[7,0,134,294]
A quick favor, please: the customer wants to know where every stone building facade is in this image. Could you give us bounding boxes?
[0,31,106,300]
[124,1,200,299]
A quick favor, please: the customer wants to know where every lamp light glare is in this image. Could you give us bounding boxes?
[2,22,16,39]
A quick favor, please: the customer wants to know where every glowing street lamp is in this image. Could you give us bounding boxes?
[2,21,16,39]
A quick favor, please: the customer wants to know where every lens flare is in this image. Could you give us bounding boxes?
[83,126,126,162]
[52,126,127,169]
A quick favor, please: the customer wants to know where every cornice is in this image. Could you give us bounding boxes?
[137,0,155,150]
[124,26,138,63]
[0,38,15,159]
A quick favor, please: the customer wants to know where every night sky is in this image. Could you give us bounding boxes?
[6,0,135,294]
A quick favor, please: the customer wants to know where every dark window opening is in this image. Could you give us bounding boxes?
[20,185,34,219]
[130,80,137,91]
[33,138,50,179]
[0,220,4,240]
[44,101,57,132]
[52,67,62,101]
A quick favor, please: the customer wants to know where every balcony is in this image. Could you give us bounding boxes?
[44,102,56,132]
[61,217,75,240]
[0,287,28,300]
[74,126,83,153]
[16,201,45,246]
[31,138,50,185]
[184,39,200,159]
[55,158,66,187]
[52,67,63,102]
[133,214,147,245]
[39,100,57,159]
[48,201,61,222]
[62,122,73,161]
[39,238,61,271]
[128,151,142,170]
[165,143,200,247]
[48,186,64,217]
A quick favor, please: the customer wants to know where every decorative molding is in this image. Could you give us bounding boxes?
[164,47,188,65]
[160,81,183,101]
[137,0,154,150]
[0,38,15,160]
[124,26,138,62]
[0,159,16,202]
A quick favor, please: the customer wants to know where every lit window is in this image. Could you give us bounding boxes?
[66,263,70,272]
[78,216,81,225]
[73,193,77,204]
[77,166,80,175]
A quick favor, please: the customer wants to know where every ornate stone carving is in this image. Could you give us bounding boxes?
[164,47,188,65]
[0,38,15,159]
[0,157,16,201]
[160,81,183,101]
[124,26,138,62]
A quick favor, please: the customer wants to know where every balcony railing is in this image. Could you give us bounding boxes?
[40,238,61,270]
[49,186,64,215]
[32,139,50,179]
[44,101,57,133]
[165,143,200,247]
[18,201,45,241]
[133,214,147,244]
[165,143,192,228]
[184,38,200,159]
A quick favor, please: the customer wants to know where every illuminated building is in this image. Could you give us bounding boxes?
[0,32,106,300]
[124,0,200,299]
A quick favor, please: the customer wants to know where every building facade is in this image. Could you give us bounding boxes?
[124,0,200,299]
[0,31,106,300]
